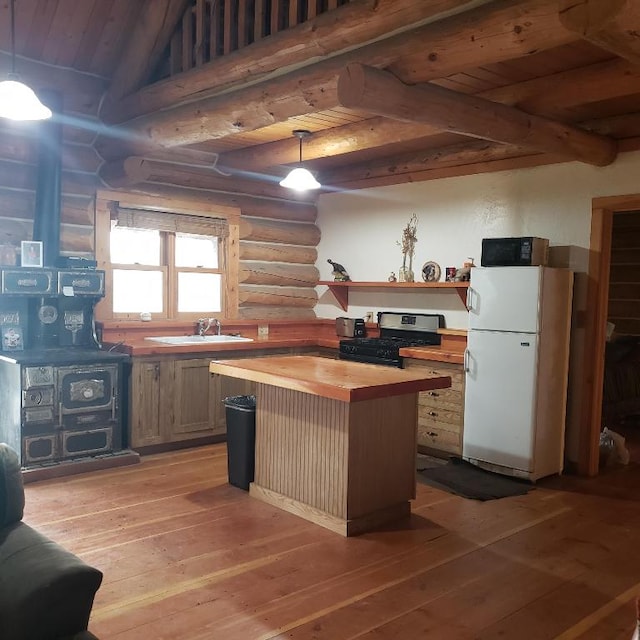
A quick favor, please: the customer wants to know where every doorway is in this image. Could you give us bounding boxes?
[601,210,640,464]
[582,194,640,475]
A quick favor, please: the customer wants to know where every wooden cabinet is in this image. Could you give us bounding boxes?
[130,359,164,448]
[130,356,221,448]
[173,358,219,440]
[130,348,302,450]
[404,358,465,457]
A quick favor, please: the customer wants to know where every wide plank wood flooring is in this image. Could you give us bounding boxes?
[23,445,640,639]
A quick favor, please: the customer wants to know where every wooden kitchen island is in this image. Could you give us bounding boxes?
[209,355,451,536]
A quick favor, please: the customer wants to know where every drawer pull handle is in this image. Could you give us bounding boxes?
[428,391,439,397]
[428,411,438,417]
[427,431,437,437]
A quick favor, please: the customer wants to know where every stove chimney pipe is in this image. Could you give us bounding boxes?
[32,90,62,268]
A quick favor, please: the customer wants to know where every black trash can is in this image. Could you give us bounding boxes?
[223,395,256,490]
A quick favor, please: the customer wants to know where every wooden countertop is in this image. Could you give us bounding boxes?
[400,345,465,364]
[109,336,462,363]
[209,355,451,403]
[109,336,325,356]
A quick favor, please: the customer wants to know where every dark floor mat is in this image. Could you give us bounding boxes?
[417,458,534,501]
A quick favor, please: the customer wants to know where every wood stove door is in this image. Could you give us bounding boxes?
[57,364,118,416]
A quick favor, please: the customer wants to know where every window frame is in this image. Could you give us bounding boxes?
[94,191,240,324]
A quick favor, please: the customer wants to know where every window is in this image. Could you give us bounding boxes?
[104,206,230,320]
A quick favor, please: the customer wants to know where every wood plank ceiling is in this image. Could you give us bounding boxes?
[1,0,640,200]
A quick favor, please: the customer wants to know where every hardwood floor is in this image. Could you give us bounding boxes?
[23,445,640,639]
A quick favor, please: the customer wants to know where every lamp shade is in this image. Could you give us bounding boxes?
[279,167,321,191]
[0,78,52,121]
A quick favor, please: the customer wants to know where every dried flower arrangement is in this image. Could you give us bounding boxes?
[397,214,418,282]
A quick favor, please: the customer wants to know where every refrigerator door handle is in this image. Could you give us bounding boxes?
[466,286,474,311]
[463,347,470,373]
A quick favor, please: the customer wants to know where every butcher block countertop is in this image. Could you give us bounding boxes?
[209,355,451,403]
[110,336,463,363]
[400,345,465,364]
[110,336,333,356]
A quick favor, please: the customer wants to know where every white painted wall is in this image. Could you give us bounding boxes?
[317,150,640,324]
[316,149,640,466]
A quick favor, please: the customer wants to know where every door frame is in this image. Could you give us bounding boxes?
[581,193,640,475]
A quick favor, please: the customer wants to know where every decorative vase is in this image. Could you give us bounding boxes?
[399,266,415,283]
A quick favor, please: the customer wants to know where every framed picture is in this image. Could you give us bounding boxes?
[21,240,43,268]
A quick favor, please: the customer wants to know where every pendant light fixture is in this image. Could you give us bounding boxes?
[0,0,52,121]
[279,129,321,191]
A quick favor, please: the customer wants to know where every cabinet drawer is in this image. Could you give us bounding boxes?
[419,387,463,412]
[417,425,461,454]
[418,403,463,427]
[405,360,465,390]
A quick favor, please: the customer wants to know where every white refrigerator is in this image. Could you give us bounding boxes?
[462,266,574,481]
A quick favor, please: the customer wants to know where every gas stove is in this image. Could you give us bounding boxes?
[339,312,444,368]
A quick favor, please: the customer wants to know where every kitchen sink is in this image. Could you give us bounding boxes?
[145,335,254,345]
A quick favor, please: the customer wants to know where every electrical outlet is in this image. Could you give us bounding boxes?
[258,325,269,338]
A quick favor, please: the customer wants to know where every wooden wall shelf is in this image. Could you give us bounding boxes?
[318,281,470,311]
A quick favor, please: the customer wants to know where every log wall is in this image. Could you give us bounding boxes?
[98,185,320,321]
[0,65,319,321]
[0,119,100,257]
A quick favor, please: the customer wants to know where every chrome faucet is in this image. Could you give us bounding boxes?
[197,318,221,336]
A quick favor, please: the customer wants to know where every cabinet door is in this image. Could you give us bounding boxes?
[130,360,163,448]
[171,358,218,440]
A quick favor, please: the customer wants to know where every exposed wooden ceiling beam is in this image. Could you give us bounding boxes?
[101,0,487,124]
[330,147,559,190]
[325,140,550,188]
[336,62,617,166]
[105,0,191,105]
[322,109,640,187]
[559,0,640,65]
[95,0,576,160]
[217,56,640,172]
[99,157,315,203]
[98,184,317,222]
[217,119,436,172]
[481,58,640,118]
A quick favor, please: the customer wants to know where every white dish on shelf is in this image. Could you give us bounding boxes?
[145,335,253,345]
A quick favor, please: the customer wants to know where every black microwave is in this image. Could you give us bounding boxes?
[481,237,549,267]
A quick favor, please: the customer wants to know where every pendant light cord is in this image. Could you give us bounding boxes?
[298,135,303,164]
[10,0,16,75]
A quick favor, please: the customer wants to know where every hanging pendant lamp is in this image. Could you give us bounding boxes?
[279,129,321,191]
[0,0,52,121]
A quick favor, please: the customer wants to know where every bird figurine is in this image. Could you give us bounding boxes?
[327,259,350,282]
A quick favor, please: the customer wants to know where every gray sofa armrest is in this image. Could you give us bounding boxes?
[0,443,24,527]
[0,522,103,640]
